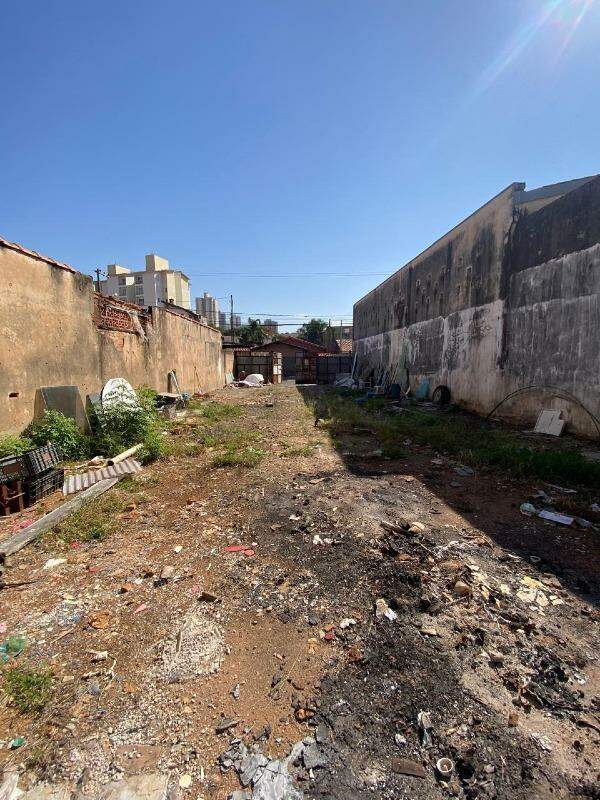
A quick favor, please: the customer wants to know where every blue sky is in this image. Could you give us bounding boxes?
[1,0,598,328]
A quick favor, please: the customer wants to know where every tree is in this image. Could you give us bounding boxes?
[238,318,267,346]
[297,318,327,345]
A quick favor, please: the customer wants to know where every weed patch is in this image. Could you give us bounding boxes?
[280,444,316,457]
[191,401,242,423]
[3,666,53,713]
[48,488,129,545]
[211,447,266,468]
[319,392,600,488]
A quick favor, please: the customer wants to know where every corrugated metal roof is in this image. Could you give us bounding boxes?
[0,236,76,273]
[62,459,142,496]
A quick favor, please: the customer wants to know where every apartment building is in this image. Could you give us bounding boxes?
[100,254,191,309]
[195,292,220,327]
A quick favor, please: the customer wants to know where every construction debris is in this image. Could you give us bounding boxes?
[62,459,142,496]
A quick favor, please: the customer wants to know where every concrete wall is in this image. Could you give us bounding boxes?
[353,177,600,437]
[0,243,223,433]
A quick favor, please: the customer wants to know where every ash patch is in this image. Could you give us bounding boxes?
[156,609,225,681]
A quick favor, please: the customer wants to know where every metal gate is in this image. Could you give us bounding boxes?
[282,356,296,379]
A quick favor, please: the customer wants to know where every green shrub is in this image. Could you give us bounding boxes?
[0,435,34,458]
[24,411,89,459]
[91,388,168,463]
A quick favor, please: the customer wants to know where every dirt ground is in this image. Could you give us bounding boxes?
[0,382,598,799]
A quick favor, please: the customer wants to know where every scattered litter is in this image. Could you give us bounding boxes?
[538,509,575,526]
[530,732,553,752]
[133,603,148,615]
[216,718,240,734]
[89,650,108,662]
[173,545,183,554]
[546,483,577,494]
[156,565,175,585]
[88,611,110,630]
[339,618,356,629]
[453,580,471,597]
[375,598,397,622]
[417,711,433,747]
[219,739,305,800]
[179,774,192,789]
[225,545,254,556]
[435,757,454,778]
[534,409,565,437]
[454,465,475,477]
[0,635,26,662]
[520,502,537,516]
[43,557,67,570]
[8,737,25,749]
[199,590,219,603]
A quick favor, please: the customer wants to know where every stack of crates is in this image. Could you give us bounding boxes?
[23,444,64,504]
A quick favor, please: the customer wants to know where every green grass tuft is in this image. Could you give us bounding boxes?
[211,446,266,468]
[3,666,54,713]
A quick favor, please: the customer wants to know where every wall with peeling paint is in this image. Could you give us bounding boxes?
[354,176,600,437]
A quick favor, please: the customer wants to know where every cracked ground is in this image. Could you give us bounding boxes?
[0,382,598,799]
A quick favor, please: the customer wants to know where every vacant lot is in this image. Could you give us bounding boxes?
[0,383,598,799]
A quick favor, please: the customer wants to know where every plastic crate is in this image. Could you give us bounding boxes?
[23,443,63,477]
[25,468,64,504]
[0,455,27,484]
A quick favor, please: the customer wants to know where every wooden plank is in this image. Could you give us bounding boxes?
[0,478,120,561]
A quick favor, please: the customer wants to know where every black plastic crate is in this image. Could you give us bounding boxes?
[25,468,64,504]
[23,443,63,477]
[0,455,27,484]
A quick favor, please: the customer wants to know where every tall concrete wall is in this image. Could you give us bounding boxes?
[0,242,224,433]
[353,177,600,437]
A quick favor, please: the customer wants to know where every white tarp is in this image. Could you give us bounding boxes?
[239,373,265,387]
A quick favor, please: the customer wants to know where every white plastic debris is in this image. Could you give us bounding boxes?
[375,598,397,622]
[43,558,67,570]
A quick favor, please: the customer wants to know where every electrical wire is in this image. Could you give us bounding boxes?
[485,385,600,439]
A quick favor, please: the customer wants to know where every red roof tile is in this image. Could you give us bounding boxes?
[0,235,76,273]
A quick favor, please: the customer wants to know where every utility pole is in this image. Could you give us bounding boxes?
[230,294,234,341]
[94,268,103,293]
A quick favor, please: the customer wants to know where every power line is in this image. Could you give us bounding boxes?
[183,272,387,278]
[234,312,352,318]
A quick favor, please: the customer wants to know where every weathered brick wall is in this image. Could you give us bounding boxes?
[92,294,151,334]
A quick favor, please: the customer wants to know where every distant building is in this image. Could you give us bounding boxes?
[100,254,190,309]
[324,324,353,353]
[245,335,327,379]
[219,310,242,329]
[195,292,220,327]
[262,318,279,335]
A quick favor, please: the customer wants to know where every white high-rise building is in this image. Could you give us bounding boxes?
[195,292,220,327]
